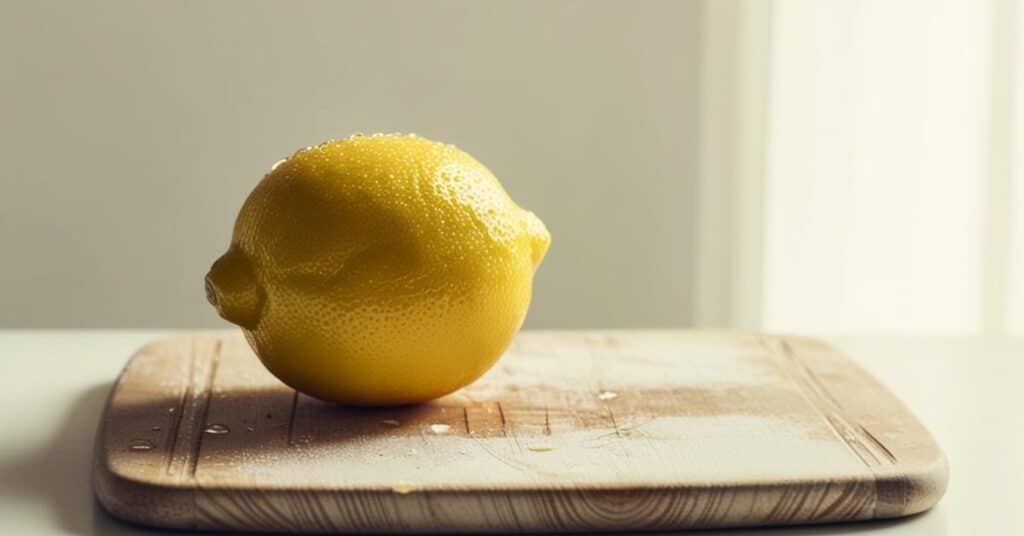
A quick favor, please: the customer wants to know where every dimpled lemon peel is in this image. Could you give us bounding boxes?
[205,133,550,406]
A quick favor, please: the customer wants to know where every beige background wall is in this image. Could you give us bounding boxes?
[0,1,701,328]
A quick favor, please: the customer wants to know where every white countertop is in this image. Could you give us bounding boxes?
[0,331,1020,535]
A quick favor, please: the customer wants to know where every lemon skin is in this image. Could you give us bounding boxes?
[206,134,549,406]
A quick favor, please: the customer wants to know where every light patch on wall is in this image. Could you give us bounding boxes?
[762,0,989,334]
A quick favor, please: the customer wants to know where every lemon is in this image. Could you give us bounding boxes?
[205,134,550,406]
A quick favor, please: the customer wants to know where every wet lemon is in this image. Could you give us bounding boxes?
[205,134,549,405]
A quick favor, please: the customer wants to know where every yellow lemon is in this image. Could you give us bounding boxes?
[205,134,550,405]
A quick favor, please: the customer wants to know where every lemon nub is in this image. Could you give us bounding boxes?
[205,247,264,329]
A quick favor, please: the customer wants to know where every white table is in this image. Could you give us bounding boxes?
[0,331,1019,535]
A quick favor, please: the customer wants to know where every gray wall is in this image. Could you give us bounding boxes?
[0,1,700,328]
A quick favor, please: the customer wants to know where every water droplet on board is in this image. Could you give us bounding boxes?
[204,424,230,435]
[429,424,451,435]
[392,482,416,494]
[129,439,154,451]
[246,425,255,432]
[380,419,401,427]
[151,425,161,432]
[598,391,618,401]
[527,444,555,452]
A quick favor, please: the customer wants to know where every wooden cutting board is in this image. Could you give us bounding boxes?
[93,331,946,533]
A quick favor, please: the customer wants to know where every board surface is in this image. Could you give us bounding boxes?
[93,331,947,533]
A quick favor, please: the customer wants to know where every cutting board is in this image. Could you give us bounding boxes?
[93,331,946,533]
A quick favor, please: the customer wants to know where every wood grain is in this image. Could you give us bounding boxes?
[93,330,947,532]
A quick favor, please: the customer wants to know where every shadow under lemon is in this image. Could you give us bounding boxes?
[0,383,289,535]
[0,383,149,534]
